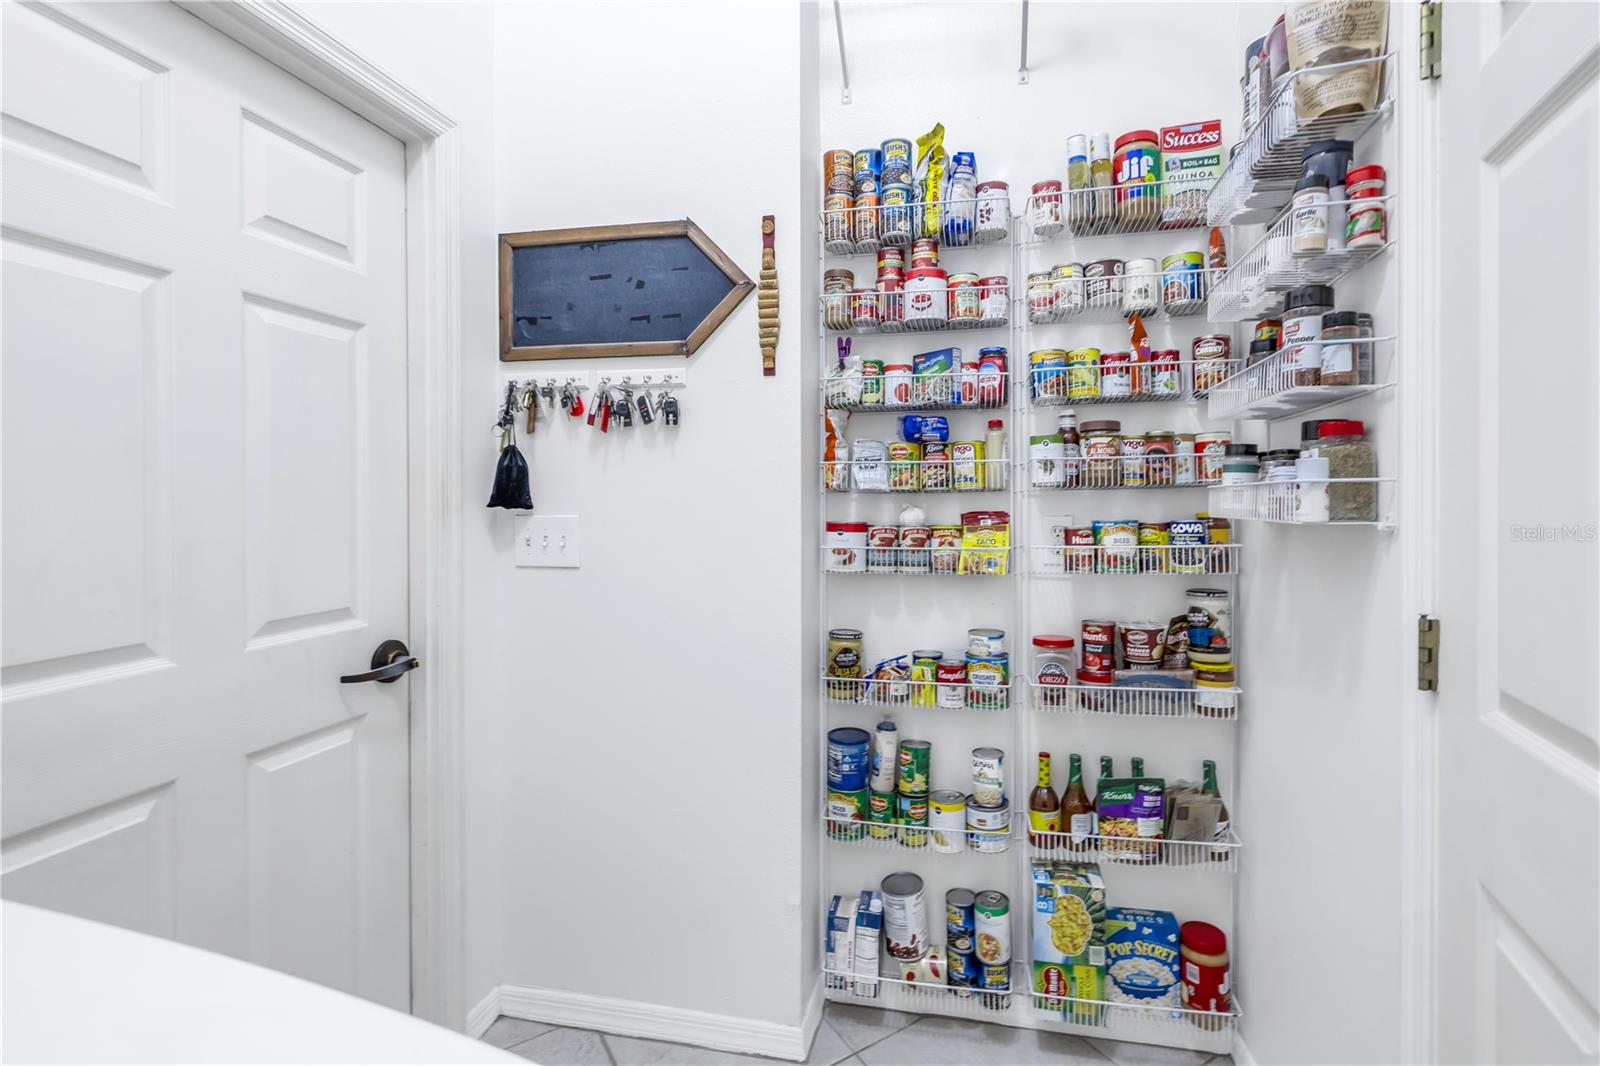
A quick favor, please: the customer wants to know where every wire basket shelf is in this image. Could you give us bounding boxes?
[1207,477,1395,528]
[1022,268,1220,324]
[1206,200,1393,321]
[1020,179,1212,243]
[1203,345,1395,421]
[1025,367,1189,409]
[818,195,1014,258]
[819,290,1010,337]
[822,673,1013,712]
[1024,544,1241,579]
[821,371,1010,413]
[1027,680,1240,720]
[822,458,1011,495]
[822,545,1014,578]
[1027,828,1241,872]
[1026,453,1222,492]
[824,815,1016,854]
[1207,54,1395,226]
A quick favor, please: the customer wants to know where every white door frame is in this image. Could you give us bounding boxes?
[173,0,465,1029]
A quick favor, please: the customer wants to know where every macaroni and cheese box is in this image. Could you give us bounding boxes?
[1030,861,1107,1022]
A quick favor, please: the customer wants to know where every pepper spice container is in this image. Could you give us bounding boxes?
[1283,285,1334,387]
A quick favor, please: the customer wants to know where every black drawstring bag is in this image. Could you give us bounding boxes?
[487,386,533,510]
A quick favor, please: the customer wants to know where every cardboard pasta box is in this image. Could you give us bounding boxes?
[1030,861,1107,1023]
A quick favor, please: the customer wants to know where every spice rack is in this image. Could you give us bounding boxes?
[1206,198,1394,320]
[819,294,1011,338]
[1023,544,1242,577]
[1203,341,1396,422]
[1207,476,1395,529]
[823,964,1241,1055]
[820,374,1010,414]
[1026,681,1240,721]
[1029,455,1224,491]
[1207,54,1395,226]
[817,195,1013,259]
[1020,180,1212,243]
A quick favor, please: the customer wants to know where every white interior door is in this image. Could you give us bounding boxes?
[1,0,411,1009]
[1436,3,1600,1062]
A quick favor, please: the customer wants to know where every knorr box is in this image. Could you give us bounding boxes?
[1159,120,1223,228]
[1031,861,1107,1023]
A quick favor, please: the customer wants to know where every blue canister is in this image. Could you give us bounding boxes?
[945,888,976,954]
[881,138,913,185]
[1161,252,1205,308]
[1029,349,1067,400]
[854,148,883,182]
[881,183,913,246]
[827,727,872,791]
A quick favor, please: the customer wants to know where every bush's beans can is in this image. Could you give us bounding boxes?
[896,792,929,848]
[824,149,854,194]
[928,790,967,853]
[979,961,1012,1010]
[824,194,854,254]
[852,193,881,252]
[881,138,913,185]
[973,890,1011,964]
[1081,619,1117,673]
[946,949,977,998]
[945,888,977,953]
[881,872,929,961]
[853,148,882,187]
[897,739,931,794]
[881,183,913,247]
[867,790,896,839]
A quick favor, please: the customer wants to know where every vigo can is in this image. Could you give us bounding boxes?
[881,872,929,961]
[896,792,929,848]
[945,888,977,954]
[971,747,1005,806]
[947,948,978,999]
[928,790,967,854]
[974,890,1011,964]
[867,790,896,839]
[897,739,931,794]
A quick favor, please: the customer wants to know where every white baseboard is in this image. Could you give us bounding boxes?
[465,982,814,1062]
[1232,1033,1257,1065]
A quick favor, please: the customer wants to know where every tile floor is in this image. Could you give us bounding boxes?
[479,1004,1235,1066]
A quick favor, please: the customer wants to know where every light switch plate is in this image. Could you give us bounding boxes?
[515,514,581,568]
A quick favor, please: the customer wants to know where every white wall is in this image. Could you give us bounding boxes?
[484,0,817,1032]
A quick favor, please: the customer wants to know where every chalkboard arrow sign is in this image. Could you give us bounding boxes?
[498,219,754,361]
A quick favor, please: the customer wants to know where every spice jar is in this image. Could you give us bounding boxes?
[1318,311,1363,386]
[1261,448,1300,520]
[1294,455,1330,523]
[1220,443,1260,485]
[1290,173,1330,255]
[1356,312,1376,383]
[1246,338,1280,393]
[948,273,982,327]
[1301,138,1354,254]
[1180,922,1231,1020]
[1032,635,1076,707]
[978,276,1010,326]
[1318,419,1378,522]
[1121,257,1160,316]
[904,267,949,331]
[1031,179,1064,238]
[975,181,1010,244]
[1283,285,1334,387]
[1345,165,1388,250]
[1027,271,1057,324]
[1051,263,1085,319]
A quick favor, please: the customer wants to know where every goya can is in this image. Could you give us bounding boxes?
[928,790,967,854]
[974,890,1011,964]
[945,888,977,954]
[897,739,931,794]
[946,949,977,999]
[897,792,929,848]
[867,790,897,839]
[826,788,868,840]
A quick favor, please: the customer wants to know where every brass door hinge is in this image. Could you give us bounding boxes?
[1420,2,1442,80]
[1418,615,1441,691]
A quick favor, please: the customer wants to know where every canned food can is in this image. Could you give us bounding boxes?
[852,192,881,253]
[1150,349,1182,398]
[1093,518,1139,574]
[960,358,981,406]
[880,138,914,186]
[1192,335,1233,396]
[911,650,942,707]
[921,441,950,492]
[827,727,871,791]
[971,747,1005,806]
[974,891,1011,964]
[928,790,967,854]
[1029,349,1068,401]
[826,788,868,839]
[1067,526,1097,574]
[897,739,931,794]
[979,961,1012,1011]
[824,149,855,195]
[967,628,1007,658]
[951,441,985,491]
[823,193,854,254]
[1161,250,1206,311]
[880,183,913,247]
[1174,433,1197,485]
[946,949,977,998]
[930,525,962,574]
[977,348,1008,408]
[936,661,968,708]
[978,276,1009,325]
[867,790,897,839]
[965,654,1009,710]
[876,276,905,334]
[967,802,1011,853]
[881,872,929,961]
[859,360,885,406]
[1196,431,1231,482]
[896,792,929,848]
[1139,522,1171,573]
[1121,434,1148,488]
[1081,619,1118,673]
[945,888,977,954]
[1066,348,1101,400]
[853,148,882,183]
[1169,519,1208,574]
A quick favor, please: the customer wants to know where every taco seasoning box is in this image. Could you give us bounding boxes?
[1180,921,1231,1018]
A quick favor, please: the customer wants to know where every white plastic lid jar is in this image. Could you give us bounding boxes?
[903,267,949,331]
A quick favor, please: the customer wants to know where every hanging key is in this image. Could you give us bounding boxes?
[635,388,655,425]
[523,384,538,433]
[662,393,680,427]
[541,382,557,408]
[588,386,604,427]
[613,388,634,428]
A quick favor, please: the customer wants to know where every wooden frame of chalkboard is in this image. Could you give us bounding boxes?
[498,219,754,361]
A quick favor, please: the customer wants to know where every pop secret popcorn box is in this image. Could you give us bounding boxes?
[1159,120,1223,227]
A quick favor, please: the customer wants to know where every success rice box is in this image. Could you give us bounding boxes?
[1031,861,1107,1022]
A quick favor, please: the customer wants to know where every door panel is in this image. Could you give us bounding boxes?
[1437,3,1600,1062]
[1,0,410,1011]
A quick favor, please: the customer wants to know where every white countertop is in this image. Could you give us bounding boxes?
[2,902,523,1064]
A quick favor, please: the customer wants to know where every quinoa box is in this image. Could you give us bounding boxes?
[1030,861,1107,1022]
[1159,120,1223,228]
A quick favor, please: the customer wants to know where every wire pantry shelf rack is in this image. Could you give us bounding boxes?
[1027,828,1242,872]
[824,815,1015,854]
[1027,454,1221,492]
[1207,198,1394,320]
[821,371,1010,413]
[1028,680,1240,720]
[1204,344,1395,422]
[1026,368,1188,409]
[1208,477,1395,529]
[822,545,1014,578]
[1025,544,1241,579]
[822,673,1012,712]
[823,458,1010,495]
[1020,178,1212,242]
[1208,53,1395,226]
[822,964,1240,1054]
[1024,267,1219,324]
[819,291,1009,337]
[818,194,1014,259]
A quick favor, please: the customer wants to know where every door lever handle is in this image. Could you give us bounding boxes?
[341,639,419,684]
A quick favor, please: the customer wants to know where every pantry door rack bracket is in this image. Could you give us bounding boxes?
[833,0,851,104]
[1017,0,1030,84]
